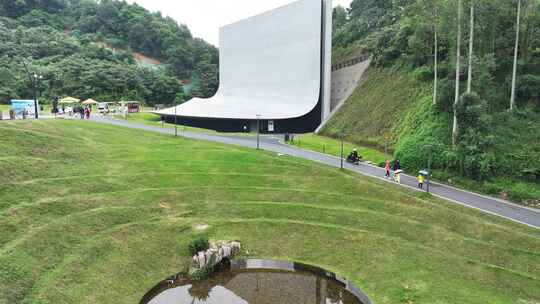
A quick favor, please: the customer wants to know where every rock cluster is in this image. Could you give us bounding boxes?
[192,241,241,269]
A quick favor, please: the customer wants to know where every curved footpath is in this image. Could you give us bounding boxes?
[90,116,540,229]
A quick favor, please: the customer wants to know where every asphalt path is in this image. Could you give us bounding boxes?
[90,116,540,229]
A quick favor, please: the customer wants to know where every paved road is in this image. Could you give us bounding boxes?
[91,116,540,229]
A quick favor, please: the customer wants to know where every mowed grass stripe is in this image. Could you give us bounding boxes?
[192,203,539,274]
[9,172,333,185]
[3,185,538,255]
[23,222,193,303]
[21,222,195,304]
[0,207,160,303]
[1,184,398,212]
[6,180,531,258]
[204,217,538,280]
[4,193,538,265]
[4,197,538,287]
[229,201,540,255]
[211,221,540,302]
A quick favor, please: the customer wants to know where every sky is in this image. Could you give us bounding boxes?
[126,0,353,46]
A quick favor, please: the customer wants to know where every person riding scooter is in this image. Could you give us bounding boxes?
[346,149,362,165]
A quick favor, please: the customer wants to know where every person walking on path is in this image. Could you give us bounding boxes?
[395,171,401,184]
[391,159,401,183]
[393,159,401,171]
[418,174,425,189]
[385,160,391,178]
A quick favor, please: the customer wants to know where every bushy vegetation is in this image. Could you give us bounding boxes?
[0,0,219,106]
[187,235,209,256]
[326,0,540,205]
[190,264,215,282]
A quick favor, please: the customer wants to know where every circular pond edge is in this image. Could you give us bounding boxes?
[140,259,372,304]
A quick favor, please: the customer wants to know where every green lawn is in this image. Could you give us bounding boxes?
[112,111,166,125]
[113,111,224,134]
[0,120,539,304]
[123,113,393,165]
[289,133,391,165]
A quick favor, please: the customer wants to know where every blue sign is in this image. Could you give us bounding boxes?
[11,100,39,116]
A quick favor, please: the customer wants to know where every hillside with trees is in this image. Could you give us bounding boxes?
[325,0,540,205]
[0,0,219,106]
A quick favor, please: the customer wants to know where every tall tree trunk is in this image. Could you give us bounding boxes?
[453,0,462,147]
[467,0,474,93]
[510,0,521,111]
[522,1,531,62]
[433,5,439,105]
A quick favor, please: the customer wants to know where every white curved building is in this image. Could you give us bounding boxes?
[157,0,332,133]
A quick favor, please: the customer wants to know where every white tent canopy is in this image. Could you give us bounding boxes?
[59,96,80,104]
[82,99,99,105]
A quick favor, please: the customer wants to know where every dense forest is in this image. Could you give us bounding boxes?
[0,0,219,106]
[332,0,539,112]
[326,0,540,204]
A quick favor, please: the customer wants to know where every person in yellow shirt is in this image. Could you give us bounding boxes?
[418,174,425,189]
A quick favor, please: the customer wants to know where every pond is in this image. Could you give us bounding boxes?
[140,259,371,304]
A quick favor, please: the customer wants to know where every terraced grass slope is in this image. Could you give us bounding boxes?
[0,120,539,304]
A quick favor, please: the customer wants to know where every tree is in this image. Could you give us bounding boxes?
[453,0,463,146]
[454,92,493,180]
[411,0,441,105]
[431,1,440,106]
[333,5,348,33]
[467,0,475,93]
[191,60,218,98]
[510,0,522,110]
[145,72,183,106]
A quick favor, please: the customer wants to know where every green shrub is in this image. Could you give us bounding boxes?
[412,66,433,82]
[190,264,215,281]
[455,92,487,133]
[190,254,217,281]
[188,235,209,256]
[483,182,504,195]
[392,94,449,172]
[501,180,540,204]
[435,78,455,113]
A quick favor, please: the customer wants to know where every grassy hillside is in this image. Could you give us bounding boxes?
[322,67,430,149]
[0,120,539,303]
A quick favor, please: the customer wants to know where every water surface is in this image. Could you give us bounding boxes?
[141,260,371,304]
